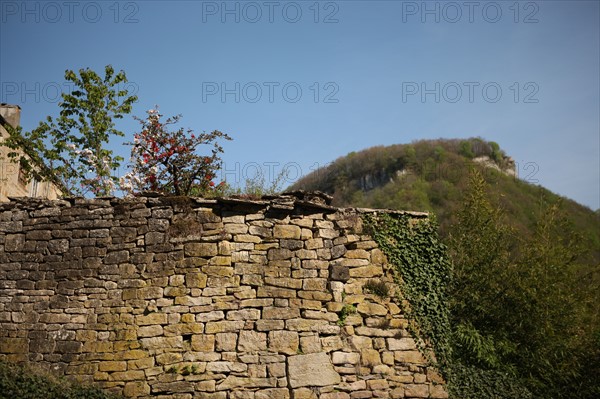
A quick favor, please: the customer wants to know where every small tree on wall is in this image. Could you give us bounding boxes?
[120,108,232,196]
[1,65,137,196]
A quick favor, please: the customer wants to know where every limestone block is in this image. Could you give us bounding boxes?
[127,357,154,370]
[262,307,300,320]
[164,286,187,297]
[151,380,194,393]
[329,265,350,282]
[302,278,327,291]
[155,352,183,365]
[273,225,301,239]
[303,260,329,269]
[123,381,150,397]
[248,363,267,378]
[255,320,285,331]
[140,336,182,350]
[202,266,234,277]
[267,248,293,260]
[268,330,299,355]
[110,370,145,381]
[238,330,267,352]
[98,361,127,372]
[197,311,225,322]
[265,277,302,290]
[104,250,129,264]
[292,388,319,399]
[184,243,218,257]
[257,286,297,299]
[390,387,405,399]
[348,265,383,278]
[227,309,261,321]
[320,336,343,352]
[224,223,248,234]
[230,391,254,399]
[350,336,372,350]
[4,234,25,252]
[317,228,339,239]
[357,302,388,317]
[255,388,290,399]
[394,350,427,365]
[115,349,147,360]
[287,352,341,388]
[355,326,401,337]
[331,351,360,365]
[197,379,216,391]
[404,384,429,398]
[267,362,286,377]
[216,376,277,391]
[137,325,163,338]
[235,234,262,243]
[349,390,372,398]
[192,334,215,352]
[205,321,245,334]
[345,249,370,259]
[361,348,382,367]
[285,318,328,332]
[303,310,339,322]
[382,351,394,365]
[321,393,350,399]
[387,338,417,351]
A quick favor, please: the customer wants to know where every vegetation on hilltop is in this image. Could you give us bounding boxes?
[291,137,599,263]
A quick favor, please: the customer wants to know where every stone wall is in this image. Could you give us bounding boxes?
[0,193,447,399]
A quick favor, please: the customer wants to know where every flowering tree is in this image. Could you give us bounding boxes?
[120,108,232,196]
[1,65,137,196]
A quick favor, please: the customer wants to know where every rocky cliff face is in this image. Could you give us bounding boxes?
[0,193,447,399]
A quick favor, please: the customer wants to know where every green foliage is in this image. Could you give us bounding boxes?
[337,304,356,326]
[363,279,389,298]
[1,65,137,196]
[447,170,600,398]
[447,170,517,370]
[447,364,532,399]
[489,141,502,163]
[0,360,122,399]
[364,213,452,373]
[458,140,474,158]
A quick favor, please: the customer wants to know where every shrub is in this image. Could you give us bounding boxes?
[363,279,389,298]
[0,360,122,399]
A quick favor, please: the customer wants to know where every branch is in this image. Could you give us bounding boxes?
[2,124,71,196]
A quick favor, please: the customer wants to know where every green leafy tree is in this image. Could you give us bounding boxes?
[447,169,600,398]
[458,140,474,159]
[1,65,137,196]
[448,169,519,370]
[512,201,599,398]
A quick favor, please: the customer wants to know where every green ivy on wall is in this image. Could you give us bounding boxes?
[364,213,452,375]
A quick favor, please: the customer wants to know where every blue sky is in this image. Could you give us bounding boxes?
[1,0,599,209]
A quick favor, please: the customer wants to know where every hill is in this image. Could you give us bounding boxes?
[291,137,600,262]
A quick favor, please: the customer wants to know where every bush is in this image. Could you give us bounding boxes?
[0,360,122,399]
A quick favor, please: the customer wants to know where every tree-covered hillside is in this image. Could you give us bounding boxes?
[291,138,599,263]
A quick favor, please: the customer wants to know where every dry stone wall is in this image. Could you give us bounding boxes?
[0,193,447,399]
